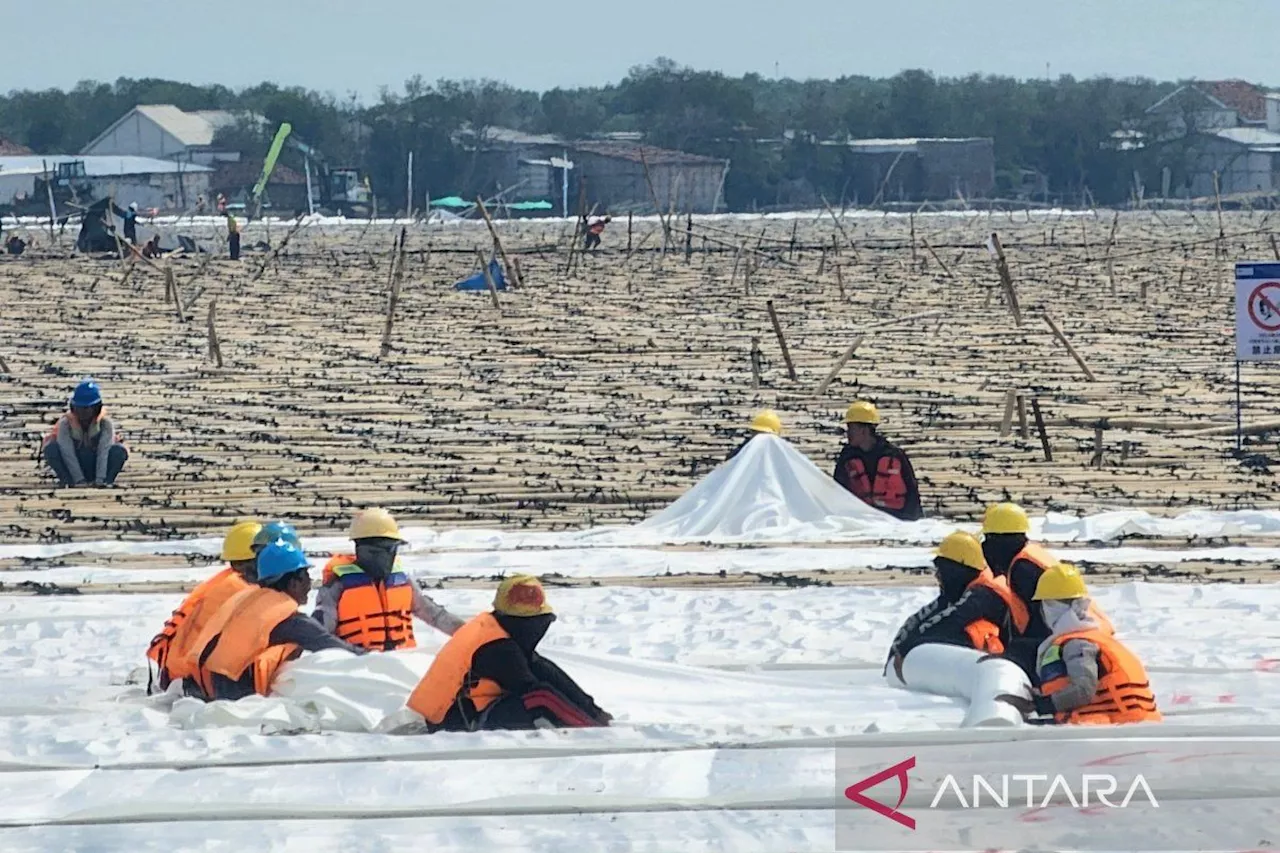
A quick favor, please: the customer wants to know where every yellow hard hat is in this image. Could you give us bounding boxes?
[1033,562,1089,601]
[348,507,404,541]
[748,409,783,436]
[494,574,554,617]
[845,400,881,425]
[982,502,1030,535]
[934,531,987,573]
[222,520,263,562]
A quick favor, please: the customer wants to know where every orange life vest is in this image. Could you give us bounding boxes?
[189,586,301,699]
[843,454,908,511]
[406,612,510,725]
[962,570,1030,652]
[1011,543,1115,634]
[1039,627,1161,725]
[324,556,417,651]
[146,567,249,687]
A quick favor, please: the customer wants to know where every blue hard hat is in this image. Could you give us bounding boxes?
[253,520,300,550]
[256,541,310,582]
[71,379,102,408]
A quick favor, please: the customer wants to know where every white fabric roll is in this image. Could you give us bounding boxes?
[886,643,1031,728]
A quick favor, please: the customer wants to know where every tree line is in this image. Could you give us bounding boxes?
[0,62,1202,210]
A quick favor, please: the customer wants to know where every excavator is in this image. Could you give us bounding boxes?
[287,138,371,216]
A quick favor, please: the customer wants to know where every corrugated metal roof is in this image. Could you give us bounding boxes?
[569,141,725,166]
[1212,127,1280,146]
[0,155,212,176]
[135,105,218,146]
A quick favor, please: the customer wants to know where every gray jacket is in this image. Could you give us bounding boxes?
[54,415,117,484]
[1041,636,1101,713]
[312,578,463,637]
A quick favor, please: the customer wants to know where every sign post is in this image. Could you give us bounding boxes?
[1233,263,1280,449]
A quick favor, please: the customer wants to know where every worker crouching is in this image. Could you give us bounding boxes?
[41,379,129,488]
[189,541,364,701]
[314,508,463,650]
[999,563,1159,725]
[407,575,611,732]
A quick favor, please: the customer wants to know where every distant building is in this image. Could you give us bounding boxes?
[832,137,995,203]
[0,136,32,156]
[81,105,256,166]
[462,127,731,213]
[210,158,309,212]
[0,155,211,211]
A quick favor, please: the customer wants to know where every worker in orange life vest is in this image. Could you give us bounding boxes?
[833,401,922,520]
[406,575,611,732]
[887,531,1025,677]
[146,519,262,695]
[727,409,784,460]
[980,502,1113,678]
[190,541,364,701]
[41,379,129,487]
[998,563,1159,725]
[313,508,463,651]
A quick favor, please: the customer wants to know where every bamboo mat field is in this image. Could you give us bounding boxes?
[1,208,1278,559]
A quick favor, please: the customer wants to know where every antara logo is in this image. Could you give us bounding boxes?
[844,756,1159,829]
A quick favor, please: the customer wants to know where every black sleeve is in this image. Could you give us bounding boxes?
[1008,559,1043,610]
[269,614,367,655]
[895,449,924,520]
[833,447,851,488]
[470,638,539,694]
[530,653,603,716]
[896,587,1009,656]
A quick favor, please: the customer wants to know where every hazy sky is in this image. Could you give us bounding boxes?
[7,0,1279,99]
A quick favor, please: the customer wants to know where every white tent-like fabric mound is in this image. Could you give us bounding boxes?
[634,433,897,540]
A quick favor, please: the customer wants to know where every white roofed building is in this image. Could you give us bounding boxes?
[80,105,258,166]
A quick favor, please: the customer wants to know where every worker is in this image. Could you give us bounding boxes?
[189,540,364,701]
[195,194,208,215]
[727,409,783,460]
[252,520,301,553]
[41,378,129,488]
[122,202,139,244]
[583,214,611,251]
[998,563,1159,725]
[313,508,463,650]
[406,574,611,731]
[4,234,26,255]
[140,234,165,259]
[146,520,261,695]
[887,531,1024,678]
[980,502,1114,675]
[225,211,240,260]
[833,401,923,521]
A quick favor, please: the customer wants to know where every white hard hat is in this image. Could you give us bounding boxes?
[128,202,138,211]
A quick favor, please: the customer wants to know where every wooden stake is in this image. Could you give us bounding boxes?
[815,335,864,396]
[909,212,918,263]
[477,248,501,311]
[475,197,521,288]
[684,213,693,263]
[207,299,223,368]
[1042,312,1097,381]
[990,232,1022,326]
[750,337,762,389]
[1091,421,1105,468]
[168,265,186,323]
[1016,393,1030,439]
[1031,398,1053,461]
[999,389,1016,437]
[380,227,407,357]
[730,244,743,289]
[821,194,858,257]
[0,353,10,373]
[627,211,633,255]
[835,264,847,301]
[921,236,953,278]
[163,265,175,304]
[765,300,797,381]
[1213,170,1225,238]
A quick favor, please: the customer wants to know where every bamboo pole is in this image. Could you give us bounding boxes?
[920,236,953,278]
[477,248,501,311]
[990,232,1022,326]
[1042,312,1097,381]
[207,300,223,368]
[1030,398,1053,461]
[765,300,797,381]
[1016,394,1030,439]
[380,227,407,357]
[815,335,864,396]
[475,197,521,288]
[999,389,1016,437]
[750,337,762,389]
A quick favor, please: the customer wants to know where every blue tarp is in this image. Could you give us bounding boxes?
[454,259,507,291]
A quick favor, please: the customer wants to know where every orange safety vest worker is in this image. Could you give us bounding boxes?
[844,456,909,512]
[146,567,249,689]
[188,586,302,699]
[1011,543,1114,634]
[962,571,1029,653]
[1039,627,1161,724]
[323,556,417,651]
[406,612,510,725]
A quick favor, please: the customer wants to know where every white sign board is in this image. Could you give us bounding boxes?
[1235,263,1280,361]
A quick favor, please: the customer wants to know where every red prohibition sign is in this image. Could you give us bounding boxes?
[1247,282,1280,332]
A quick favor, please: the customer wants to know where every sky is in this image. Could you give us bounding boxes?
[6,0,1279,100]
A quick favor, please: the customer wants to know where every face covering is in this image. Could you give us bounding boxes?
[355,540,399,577]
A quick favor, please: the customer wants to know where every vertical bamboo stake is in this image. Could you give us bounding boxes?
[1031,398,1053,461]
[815,336,864,395]
[750,337,762,389]
[477,248,501,311]
[1091,421,1105,468]
[766,300,797,381]
[1213,170,1225,239]
[0,354,9,374]
[684,212,693,262]
[380,228,407,357]
[207,299,223,367]
[1016,394,1030,439]
[475,197,520,288]
[730,244,743,290]
[909,212,918,263]
[163,265,175,304]
[990,232,1022,326]
[835,264,847,301]
[999,389,1017,437]
[627,211,633,255]
[1042,312,1097,381]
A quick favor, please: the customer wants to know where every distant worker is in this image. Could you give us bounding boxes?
[407,575,611,731]
[123,202,139,244]
[140,234,165,259]
[195,194,208,215]
[216,193,227,214]
[190,541,364,701]
[887,531,1022,677]
[980,502,1112,676]
[252,520,301,554]
[583,214,611,251]
[225,211,240,260]
[833,401,923,521]
[4,234,26,256]
[998,563,1159,725]
[41,378,128,488]
[313,508,463,650]
[727,409,784,460]
[146,520,261,695]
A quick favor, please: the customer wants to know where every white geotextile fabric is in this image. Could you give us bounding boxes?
[885,644,1031,728]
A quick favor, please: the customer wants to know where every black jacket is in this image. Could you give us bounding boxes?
[891,584,1011,658]
[832,437,923,520]
[202,613,364,701]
